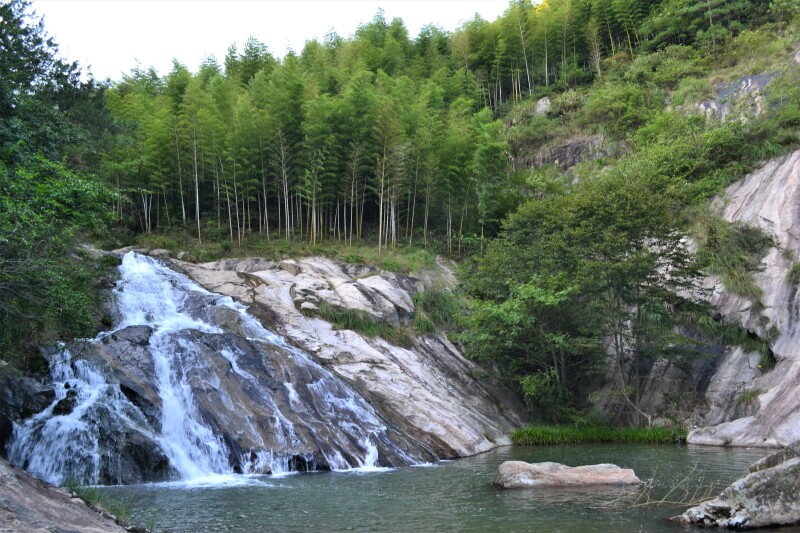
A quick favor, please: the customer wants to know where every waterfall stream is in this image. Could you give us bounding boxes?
[7,252,424,485]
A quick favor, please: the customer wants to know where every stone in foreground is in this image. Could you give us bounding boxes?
[494,460,640,489]
[0,457,126,533]
[672,444,800,529]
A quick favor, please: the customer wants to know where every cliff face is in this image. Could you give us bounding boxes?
[688,150,800,447]
[627,151,800,446]
[172,256,525,458]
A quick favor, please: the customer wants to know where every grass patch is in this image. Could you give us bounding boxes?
[787,262,800,285]
[693,215,773,300]
[736,388,762,406]
[411,289,465,334]
[317,302,412,348]
[62,481,133,525]
[134,230,440,275]
[512,425,687,446]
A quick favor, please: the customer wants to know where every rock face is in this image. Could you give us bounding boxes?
[0,457,126,533]
[695,74,775,121]
[0,364,53,453]
[510,134,606,171]
[7,253,523,485]
[493,461,640,489]
[596,150,800,447]
[172,255,524,458]
[687,150,800,447]
[672,443,800,529]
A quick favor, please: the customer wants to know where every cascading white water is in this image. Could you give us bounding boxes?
[114,253,232,480]
[6,347,159,485]
[8,252,420,485]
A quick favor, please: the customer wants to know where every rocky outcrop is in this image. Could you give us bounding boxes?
[0,457,127,533]
[494,461,640,489]
[511,134,606,171]
[687,150,800,447]
[172,255,524,458]
[0,363,53,453]
[695,73,775,121]
[672,443,800,529]
[597,150,800,446]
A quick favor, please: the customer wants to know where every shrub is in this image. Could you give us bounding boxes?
[579,83,657,137]
[694,215,773,299]
[787,262,800,285]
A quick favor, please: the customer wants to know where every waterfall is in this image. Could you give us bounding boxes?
[7,252,423,485]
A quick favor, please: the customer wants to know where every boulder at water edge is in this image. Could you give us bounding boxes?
[493,461,640,489]
[0,458,127,533]
[672,443,800,529]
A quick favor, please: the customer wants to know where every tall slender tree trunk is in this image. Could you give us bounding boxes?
[516,8,532,95]
[191,116,202,244]
[174,128,186,223]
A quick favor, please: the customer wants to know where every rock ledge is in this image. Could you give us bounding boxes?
[672,443,800,529]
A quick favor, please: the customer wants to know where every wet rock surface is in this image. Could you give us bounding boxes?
[494,461,641,489]
[672,443,800,529]
[173,255,525,458]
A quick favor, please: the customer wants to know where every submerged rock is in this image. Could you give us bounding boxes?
[493,461,640,489]
[672,443,800,529]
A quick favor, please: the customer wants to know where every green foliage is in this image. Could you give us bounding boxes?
[787,262,800,285]
[736,388,762,406]
[693,215,774,299]
[623,45,704,89]
[411,289,464,334]
[692,312,777,371]
[512,425,687,446]
[0,151,113,365]
[579,83,658,136]
[317,302,412,348]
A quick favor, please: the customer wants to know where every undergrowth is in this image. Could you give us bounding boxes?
[135,232,439,274]
[693,214,774,300]
[62,480,133,525]
[411,289,464,334]
[512,425,687,446]
[316,302,413,348]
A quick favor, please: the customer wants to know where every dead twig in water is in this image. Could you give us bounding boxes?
[592,464,717,509]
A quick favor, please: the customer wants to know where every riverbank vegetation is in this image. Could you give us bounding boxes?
[512,425,687,446]
[2,0,799,427]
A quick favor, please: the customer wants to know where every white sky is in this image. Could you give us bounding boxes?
[32,0,509,82]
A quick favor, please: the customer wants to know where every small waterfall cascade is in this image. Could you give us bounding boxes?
[7,252,425,485]
[6,347,158,485]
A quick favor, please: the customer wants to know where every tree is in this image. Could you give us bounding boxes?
[461,168,707,424]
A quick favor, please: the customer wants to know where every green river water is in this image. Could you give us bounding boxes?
[109,444,793,532]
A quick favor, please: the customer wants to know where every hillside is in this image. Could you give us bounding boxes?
[1,0,800,434]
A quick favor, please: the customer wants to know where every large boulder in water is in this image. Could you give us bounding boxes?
[672,442,800,529]
[493,461,641,489]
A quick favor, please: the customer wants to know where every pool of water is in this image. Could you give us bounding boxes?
[109,444,780,532]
